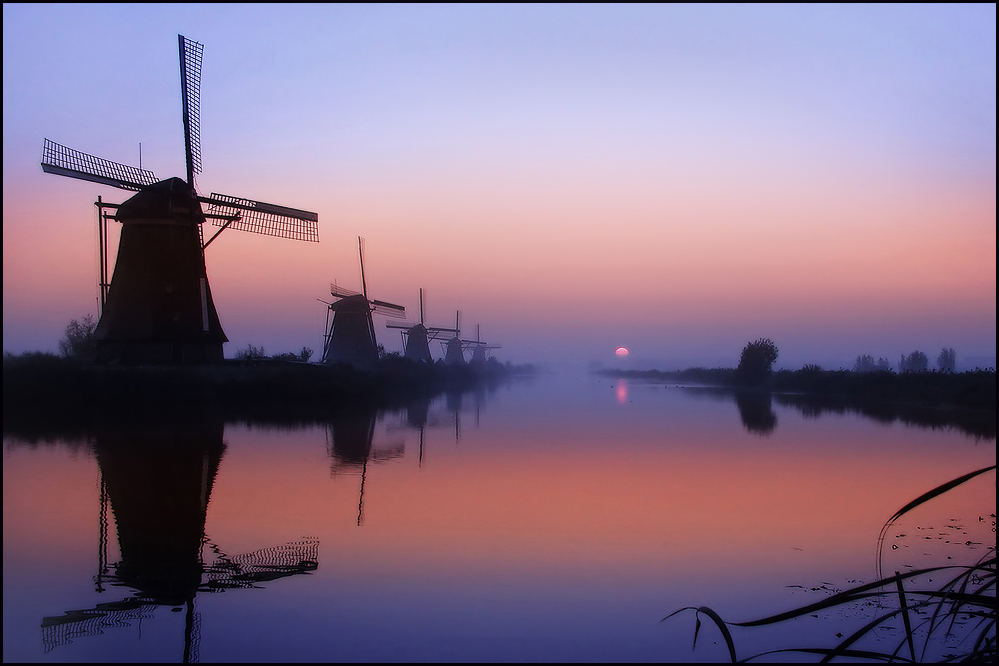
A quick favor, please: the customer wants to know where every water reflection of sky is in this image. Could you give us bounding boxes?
[3,372,994,662]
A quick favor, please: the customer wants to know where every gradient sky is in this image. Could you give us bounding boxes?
[3,3,995,369]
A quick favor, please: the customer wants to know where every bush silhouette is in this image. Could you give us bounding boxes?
[58,315,97,360]
[735,338,778,386]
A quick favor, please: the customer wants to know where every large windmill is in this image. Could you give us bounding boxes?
[40,35,319,364]
[385,289,458,363]
[321,237,405,367]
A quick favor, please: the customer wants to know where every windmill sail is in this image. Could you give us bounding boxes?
[41,139,158,191]
[371,299,406,317]
[179,35,203,186]
[202,193,319,242]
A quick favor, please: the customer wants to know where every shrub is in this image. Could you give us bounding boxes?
[235,344,267,360]
[58,315,97,360]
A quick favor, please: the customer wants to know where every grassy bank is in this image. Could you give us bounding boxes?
[3,352,534,439]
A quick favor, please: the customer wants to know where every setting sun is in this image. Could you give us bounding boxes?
[615,347,630,357]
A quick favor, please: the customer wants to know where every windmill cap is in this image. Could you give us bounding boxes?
[117,177,205,224]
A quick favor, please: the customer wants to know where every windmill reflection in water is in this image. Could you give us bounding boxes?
[324,386,490,526]
[40,422,319,663]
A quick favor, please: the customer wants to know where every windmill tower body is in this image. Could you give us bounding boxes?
[470,344,487,363]
[403,324,433,363]
[323,294,379,366]
[95,178,227,364]
[442,310,466,365]
[444,337,465,365]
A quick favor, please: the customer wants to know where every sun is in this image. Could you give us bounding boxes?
[615,346,630,357]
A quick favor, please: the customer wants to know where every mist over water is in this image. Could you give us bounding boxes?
[4,370,994,662]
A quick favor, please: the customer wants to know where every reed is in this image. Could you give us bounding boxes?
[664,465,996,663]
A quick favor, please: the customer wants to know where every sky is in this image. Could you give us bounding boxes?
[3,3,995,370]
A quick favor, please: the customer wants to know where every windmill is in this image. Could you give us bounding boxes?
[442,310,467,366]
[320,237,405,367]
[40,35,319,364]
[385,289,458,363]
[467,324,501,363]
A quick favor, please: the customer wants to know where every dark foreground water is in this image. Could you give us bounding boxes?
[3,371,995,662]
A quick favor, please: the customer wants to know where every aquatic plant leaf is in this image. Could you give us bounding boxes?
[877,465,995,578]
[744,646,913,663]
[660,606,737,662]
[895,571,916,662]
[664,469,996,664]
[693,607,737,663]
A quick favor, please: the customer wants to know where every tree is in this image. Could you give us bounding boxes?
[937,347,956,372]
[735,338,779,385]
[898,350,929,373]
[58,314,97,359]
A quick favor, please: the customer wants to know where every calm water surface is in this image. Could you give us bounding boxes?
[3,371,995,662]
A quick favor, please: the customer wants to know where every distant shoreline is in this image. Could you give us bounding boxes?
[598,366,995,407]
[599,366,996,439]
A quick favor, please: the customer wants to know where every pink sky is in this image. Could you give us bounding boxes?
[3,4,995,369]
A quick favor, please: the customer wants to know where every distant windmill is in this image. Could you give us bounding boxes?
[385,289,457,363]
[40,35,318,364]
[321,237,405,366]
[442,310,466,365]
[467,324,501,363]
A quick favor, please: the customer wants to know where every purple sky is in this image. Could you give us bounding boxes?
[3,4,995,369]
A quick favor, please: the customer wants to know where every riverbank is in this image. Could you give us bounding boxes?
[600,366,996,439]
[3,352,535,439]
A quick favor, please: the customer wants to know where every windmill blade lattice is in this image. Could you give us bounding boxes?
[203,192,319,242]
[179,35,204,185]
[330,283,361,299]
[371,299,406,318]
[41,139,158,191]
